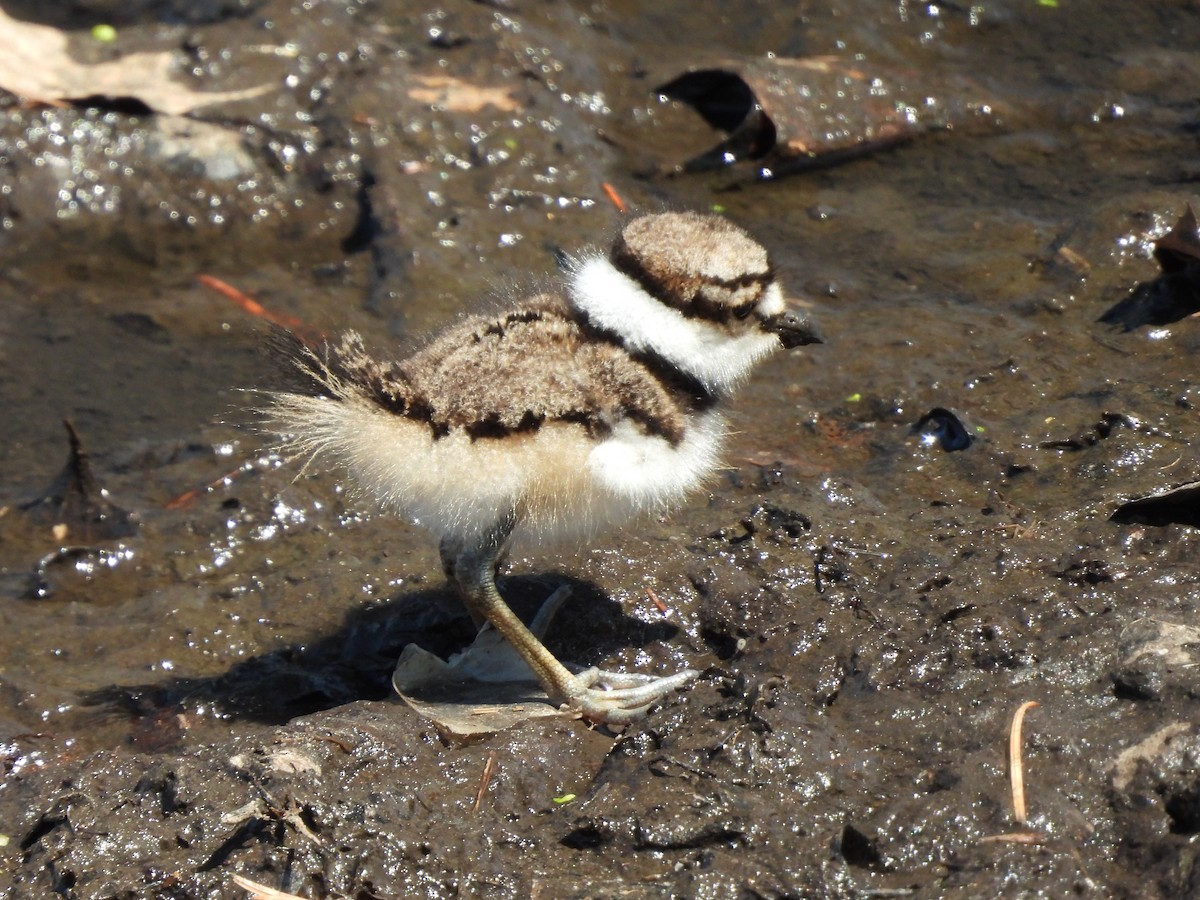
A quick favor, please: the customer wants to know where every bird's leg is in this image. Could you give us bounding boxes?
[453,517,698,725]
[439,534,485,629]
[438,534,462,584]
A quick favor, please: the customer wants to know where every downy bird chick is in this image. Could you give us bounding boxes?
[262,211,821,724]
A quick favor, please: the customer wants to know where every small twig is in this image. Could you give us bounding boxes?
[601,182,628,213]
[993,521,1039,539]
[316,734,355,753]
[979,831,1044,845]
[278,802,322,847]
[1158,453,1183,471]
[473,751,497,813]
[230,874,305,899]
[1008,700,1040,825]
[645,586,668,614]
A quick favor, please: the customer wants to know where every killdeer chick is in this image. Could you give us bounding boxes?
[263,211,821,724]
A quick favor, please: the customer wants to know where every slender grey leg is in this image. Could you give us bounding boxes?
[453,516,698,725]
[438,534,462,583]
[439,534,484,629]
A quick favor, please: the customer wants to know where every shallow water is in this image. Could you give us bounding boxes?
[2,1,1199,897]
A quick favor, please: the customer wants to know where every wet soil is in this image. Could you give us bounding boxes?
[2,1,1200,897]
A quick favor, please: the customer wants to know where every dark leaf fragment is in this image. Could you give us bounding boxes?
[1041,411,1140,451]
[1100,205,1200,329]
[656,56,1001,179]
[913,407,974,453]
[1111,480,1200,528]
[19,420,137,543]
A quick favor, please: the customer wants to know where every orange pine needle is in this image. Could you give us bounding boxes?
[197,274,321,346]
[164,488,202,511]
[165,466,245,510]
[601,182,628,214]
[473,752,498,814]
[645,587,669,614]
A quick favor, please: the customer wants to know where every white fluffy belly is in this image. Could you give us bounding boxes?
[271,394,726,548]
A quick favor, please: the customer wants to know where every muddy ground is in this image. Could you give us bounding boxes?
[1,1,1200,897]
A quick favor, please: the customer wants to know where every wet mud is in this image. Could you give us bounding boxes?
[2,1,1200,897]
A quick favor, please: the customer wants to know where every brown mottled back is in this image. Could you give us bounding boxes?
[338,294,692,443]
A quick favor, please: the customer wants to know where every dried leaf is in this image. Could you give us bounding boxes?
[0,9,272,115]
[391,585,588,739]
[392,625,566,741]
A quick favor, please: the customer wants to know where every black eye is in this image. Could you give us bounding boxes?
[734,303,756,319]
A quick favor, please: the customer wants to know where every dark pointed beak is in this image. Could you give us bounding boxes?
[763,311,823,349]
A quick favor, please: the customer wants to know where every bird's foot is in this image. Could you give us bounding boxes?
[526,586,698,723]
[558,666,700,725]
[523,585,698,723]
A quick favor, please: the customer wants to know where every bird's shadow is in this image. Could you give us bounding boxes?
[82,574,684,740]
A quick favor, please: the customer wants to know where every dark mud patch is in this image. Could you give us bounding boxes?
[3,0,1200,898]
